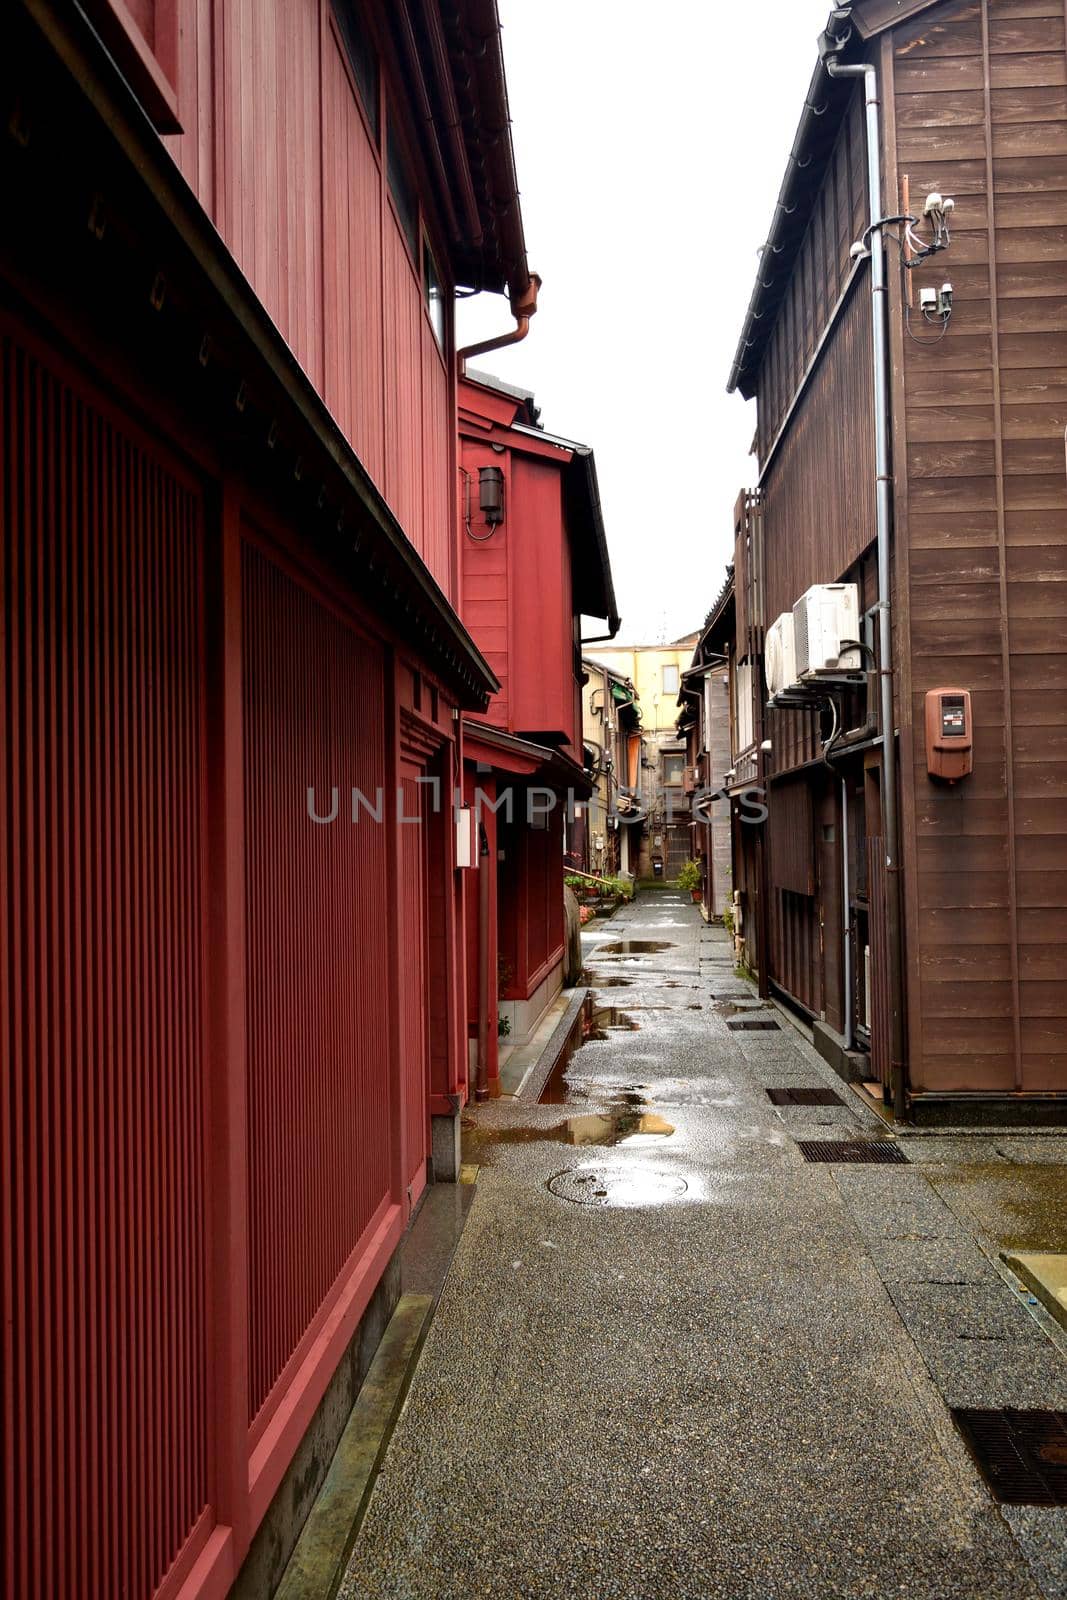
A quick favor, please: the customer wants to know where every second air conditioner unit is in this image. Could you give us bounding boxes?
[765,612,799,698]
[793,583,861,678]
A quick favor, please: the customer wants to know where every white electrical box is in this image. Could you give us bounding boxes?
[765,612,799,698]
[792,584,861,678]
[456,806,476,868]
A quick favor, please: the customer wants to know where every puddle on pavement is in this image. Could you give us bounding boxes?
[710,999,767,1017]
[578,971,633,988]
[592,940,676,956]
[538,996,640,1103]
[932,1165,1067,1253]
[548,1166,688,1208]
[585,1005,641,1040]
[472,1109,675,1149]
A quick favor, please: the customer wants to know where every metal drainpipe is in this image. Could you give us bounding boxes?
[841,776,852,1050]
[826,55,908,1119]
[458,274,542,366]
[476,821,491,1102]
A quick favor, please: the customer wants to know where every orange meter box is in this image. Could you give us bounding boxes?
[924,687,973,783]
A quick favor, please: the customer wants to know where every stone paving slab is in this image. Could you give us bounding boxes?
[887,1281,1049,1345]
[1004,1509,1067,1600]
[864,1236,1002,1286]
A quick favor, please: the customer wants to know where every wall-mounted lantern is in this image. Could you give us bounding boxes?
[478,465,505,524]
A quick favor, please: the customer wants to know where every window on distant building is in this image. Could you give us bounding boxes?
[424,242,446,348]
[333,1,379,142]
[387,124,419,260]
[663,751,685,787]
[662,664,679,696]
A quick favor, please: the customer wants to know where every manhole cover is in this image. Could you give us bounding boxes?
[951,1409,1067,1505]
[727,1018,780,1032]
[768,1087,844,1106]
[796,1139,907,1164]
[547,1167,688,1208]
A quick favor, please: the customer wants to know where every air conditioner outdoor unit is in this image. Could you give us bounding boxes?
[792,583,861,678]
[765,612,799,698]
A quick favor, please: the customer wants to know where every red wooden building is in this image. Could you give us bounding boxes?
[457,371,618,1094]
[1,3,539,1597]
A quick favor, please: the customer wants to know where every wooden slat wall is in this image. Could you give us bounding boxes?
[768,776,816,895]
[161,1,455,601]
[1,334,211,1600]
[756,88,869,459]
[892,0,1067,1093]
[760,281,878,627]
[242,537,393,1427]
[216,0,325,390]
[323,29,385,488]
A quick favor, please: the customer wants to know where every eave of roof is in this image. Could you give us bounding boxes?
[510,424,620,636]
[725,0,941,398]
[443,0,530,298]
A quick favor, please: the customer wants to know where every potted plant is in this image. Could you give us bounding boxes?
[677,860,702,902]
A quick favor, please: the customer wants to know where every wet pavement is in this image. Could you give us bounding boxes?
[341,893,1067,1600]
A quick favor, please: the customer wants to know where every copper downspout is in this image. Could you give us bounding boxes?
[475,821,491,1101]
[458,273,541,365]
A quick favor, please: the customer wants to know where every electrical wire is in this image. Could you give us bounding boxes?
[459,465,498,542]
[821,695,841,771]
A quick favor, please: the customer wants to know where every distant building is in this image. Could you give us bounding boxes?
[586,636,700,879]
[581,659,643,878]
[678,576,736,922]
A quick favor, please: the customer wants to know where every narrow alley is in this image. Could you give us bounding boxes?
[6,3,1067,1596]
[340,892,1067,1600]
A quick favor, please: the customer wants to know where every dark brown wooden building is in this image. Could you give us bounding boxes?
[725,0,1066,1115]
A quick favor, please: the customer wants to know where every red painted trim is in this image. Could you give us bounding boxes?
[246,1201,403,1526]
[172,1526,235,1600]
[205,477,251,1559]
[384,652,405,1216]
[523,948,565,1001]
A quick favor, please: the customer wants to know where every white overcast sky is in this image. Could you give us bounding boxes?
[456,0,833,644]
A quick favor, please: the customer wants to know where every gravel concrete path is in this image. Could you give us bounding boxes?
[341,892,1066,1600]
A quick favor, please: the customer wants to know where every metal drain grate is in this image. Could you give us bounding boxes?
[951,1409,1067,1505]
[796,1139,907,1164]
[768,1087,844,1107]
[726,1018,780,1032]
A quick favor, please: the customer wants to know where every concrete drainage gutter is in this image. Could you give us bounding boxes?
[273,1293,433,1600]
[517,986,589,1102]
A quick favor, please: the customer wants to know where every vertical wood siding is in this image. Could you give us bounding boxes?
[510,456,573,741]
[1,337,211,1600]
[460,438,510,727]
[323,28,385,487]
[241,538,391,1425]
[760,280,877,626]
[171,1,455,601]
[216,0,325,389]
[756,87,869,458]
[421,323,452,593]
[383,216,425,553]
[892,0,1067,1092]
